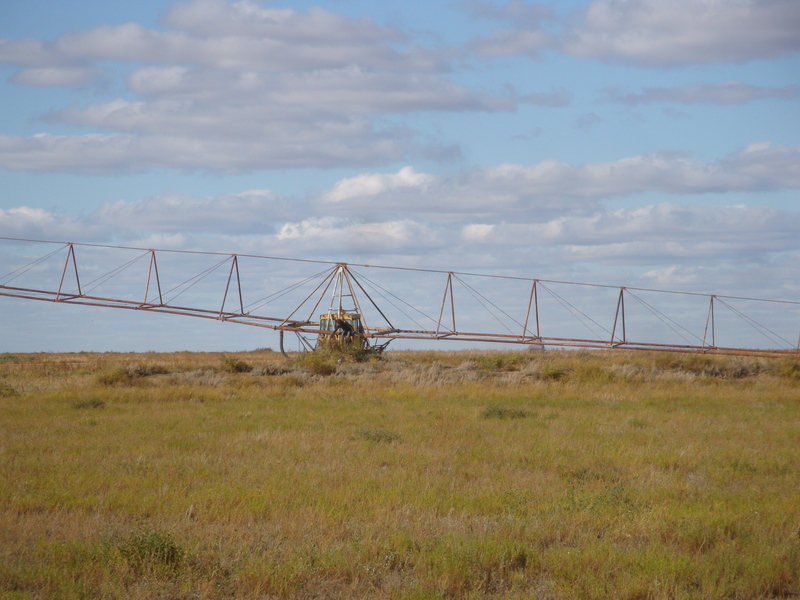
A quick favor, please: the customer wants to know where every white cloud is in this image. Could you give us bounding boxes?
[465,1,552,23]
[722,142,800,188]
[0,38,67,67]
[276,217,442,255]
[642,265,700,287]
[306,145,800,224]
[11,67,102,87]
[456,201,796,249]
[3,196,797,294]
[92,190,293,234]
[2,175,798,305]
[0,130,421,173]
[322,167,436,203]
[564,0,800,66]
[462,224,495,242]
[0,1,522,173]
[0,206,97,240]
[467,0,555,58]
[0,2,442,74]
[165,0,399,44]
[609,81,800,105]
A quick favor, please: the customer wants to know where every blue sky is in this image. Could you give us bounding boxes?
[1,0,799,352]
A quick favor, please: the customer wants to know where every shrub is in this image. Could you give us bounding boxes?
[73,397,105,409]
[96,367,136,386]
[482,405,530,420]
[354,426,401,443]
[220,356,251,373]
[252,362,294,376]
[0,382,19,397]
[116,529,184,571]
[475,353,528,372]
[297,352,337,376]
[126,363,170,376]
[168,369,228,386]
[539,365,568,381]
[775,358,800,380]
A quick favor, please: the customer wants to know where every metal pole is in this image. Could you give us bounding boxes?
[235,256,244,314]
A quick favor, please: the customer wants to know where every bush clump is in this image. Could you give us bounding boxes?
[354,426,401,443]
[73,397,105,409]
[116,529,184,571]
[96,363,169,386]
[0,382,19,397]
[251,362,294,376]
[96,367,137,387]
[220,356,251,373]
[297,352,338,376]
[482,405,530,420]
[775,359,800,380]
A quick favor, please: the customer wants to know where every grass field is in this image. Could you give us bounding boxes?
[1,348,799,599]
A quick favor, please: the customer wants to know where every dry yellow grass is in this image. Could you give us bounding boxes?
[1,348,799,599]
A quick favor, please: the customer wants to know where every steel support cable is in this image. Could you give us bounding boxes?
[0,244,69,284]
[713,297,793,349]
[357,282,428,332]
[451,274,520,336]
[345,268,395,330]
[160,256,232,305]
[537,282,612,340]
[353,270,441,331]
[243,267,331,314]
[624,290,704,346]
[355,275,431,332]
[73,251,150,297]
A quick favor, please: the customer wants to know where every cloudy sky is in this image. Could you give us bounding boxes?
[1,0,799,352]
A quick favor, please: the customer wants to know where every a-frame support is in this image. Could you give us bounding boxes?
[611,287,626,345]
[56,244,81,300]
[702,295,716,349]
[522,279,540,341]
[143,250,163,306]
[436,273,456,336]
[220,255,245,317]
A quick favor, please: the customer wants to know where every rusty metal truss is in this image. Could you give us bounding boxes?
[1,237,799,357]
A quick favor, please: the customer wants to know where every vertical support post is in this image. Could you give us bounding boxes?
[341,265,368,330]
[234,256,244,314]
[143,250,163,305]
[611,287,626,344]
[335,265,344,312]
[56,244,81,300]
[702,295,716,349]
[436,273,455,335]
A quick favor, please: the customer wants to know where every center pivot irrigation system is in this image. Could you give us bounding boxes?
[1,237,799,357]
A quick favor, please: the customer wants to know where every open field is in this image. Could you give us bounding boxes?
[1,348,799,599]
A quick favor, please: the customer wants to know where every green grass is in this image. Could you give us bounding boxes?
[0,349,799,599]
